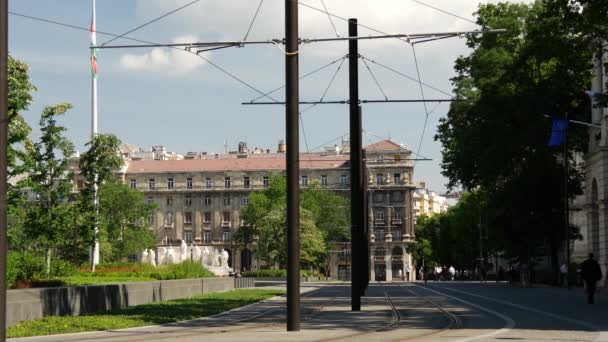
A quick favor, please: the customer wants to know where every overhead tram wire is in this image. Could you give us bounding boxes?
[409,0,480,27]
[362,57,389,101]
[243,0,265,42]
[320,0,340,37]
[8,11,283,105]
[410,44,431,167]
[301,57,346,114]
[248,55,347,103]
[101,0,201,46]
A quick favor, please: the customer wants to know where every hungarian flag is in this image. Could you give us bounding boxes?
[90,0,98,78]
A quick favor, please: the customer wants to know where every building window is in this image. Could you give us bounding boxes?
[301,175,308,186]
[375,230,385,242]
[204,197,212,206]
[222,212,231,227]
[263,176,269,188]
[149,178,155,190]
[321,175,328,187]
[166,211,173,225]
[242,196,249,205]
[146,197,154,204]
[204,212,211,224]
[184,232,193,244]
[340,174,348,186]
[129,179,136,189]
[167,178,174,189]
[187,178,193,189]
[375,247,386,256]
[391,192,403,202]
[148,213,155,225]
[206,177,213,189]
[223,197,231,206]
[166,197,173,206]
[223,230,232,242]
[376,174,384,185]
[184,212,192,224]
[224,177,231,189]
[374,193,384,202]
[203,231,212,243]
[244,176,250,189]
[393,230,402,240]
[185,195,192,206]
[393,173,401,185]
[375,210,385,222]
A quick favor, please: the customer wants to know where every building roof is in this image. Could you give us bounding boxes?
[364,140,408,152]
[126,154,351,174]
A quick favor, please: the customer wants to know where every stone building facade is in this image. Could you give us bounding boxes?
[107,139,415,280]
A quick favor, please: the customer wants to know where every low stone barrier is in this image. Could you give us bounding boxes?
[252,276,331,284]
[7,277,252,327]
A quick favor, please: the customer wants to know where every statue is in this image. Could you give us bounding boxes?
[220,249,229,268]
[141,249,149,265]
[193,244,202,263]
[166,246,175,264]
[180,240,188,262]
[148,249,157,267]
[211,248,220,267]
[202,247,210,266]
[157,247,167,265]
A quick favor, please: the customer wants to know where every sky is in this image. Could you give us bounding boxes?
[8,0,533,194]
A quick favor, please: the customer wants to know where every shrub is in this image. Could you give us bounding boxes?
[7,252,46,287]
[50,259,76,278]
[150,261,215,280]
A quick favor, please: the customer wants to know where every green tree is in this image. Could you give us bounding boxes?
[22,104,75,275]
[436,2,591,271]
[78,134,123,270]
[98,182,157,262]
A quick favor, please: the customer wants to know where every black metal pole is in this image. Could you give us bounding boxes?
[0,0,8,339]
[285,0,300,331]
[564,129,570,289]
[362,146,369,294]
[349,18,362,312]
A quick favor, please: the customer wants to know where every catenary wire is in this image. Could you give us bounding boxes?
[409,0,480,27]
[102,0,201,46]
[320,0,340,38]
[360,56,452,98]
[411,44,430,166]
[362,57,389,101]
[248,55,347,103]
[301,57,346,114]
[243,0,265,41]
[8,11,282,104]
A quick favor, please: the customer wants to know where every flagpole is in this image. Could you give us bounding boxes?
[90,0,99,272]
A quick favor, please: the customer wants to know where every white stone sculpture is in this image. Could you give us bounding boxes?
[180,240,188,262]
[166,246,175,264]
[148,249,157,267]
[141,249,149,265]
[193,244,202,263]
[157,247,167,265]
[220,249,229,268]
[202,247,210,266]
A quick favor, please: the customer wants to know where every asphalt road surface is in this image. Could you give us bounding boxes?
[11,282,608,342]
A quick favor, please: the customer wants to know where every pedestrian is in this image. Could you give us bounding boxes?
[580,253,603,304]
[449,266,456,281]
[405,264,411,281]
[397,268,403,281]
[560,262,568,287]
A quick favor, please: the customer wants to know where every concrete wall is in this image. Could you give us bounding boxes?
[7,277,252,327]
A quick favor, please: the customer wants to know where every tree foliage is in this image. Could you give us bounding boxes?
[436,1,595,266]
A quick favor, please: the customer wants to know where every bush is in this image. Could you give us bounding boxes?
[149,261,215,280]
[50,259,76,278]
[7,252,45,287]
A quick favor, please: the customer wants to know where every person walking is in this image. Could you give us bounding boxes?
[560,262,568,288]
[580,253,603,304]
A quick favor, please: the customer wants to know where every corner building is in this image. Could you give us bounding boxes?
[117,140,415,281]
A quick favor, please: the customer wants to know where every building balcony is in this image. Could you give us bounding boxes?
[391,218,403,225]
[163,223,174,229]
[375,219,386,225]
[221,221,232,228]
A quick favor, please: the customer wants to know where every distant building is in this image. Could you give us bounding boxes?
[412,182,449,218]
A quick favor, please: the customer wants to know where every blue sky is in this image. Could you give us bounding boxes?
[7,0,533,193]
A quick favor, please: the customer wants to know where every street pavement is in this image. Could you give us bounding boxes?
[9,281,608,342]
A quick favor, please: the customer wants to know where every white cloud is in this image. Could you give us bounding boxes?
[120,35,207,74]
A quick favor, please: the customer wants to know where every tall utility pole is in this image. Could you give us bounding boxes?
[285,0,300,332]
[349,18,363,312]
[563,127,570,289]
[0,0,8,339]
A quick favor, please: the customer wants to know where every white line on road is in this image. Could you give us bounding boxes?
[412,284,515,342]
[430,284,608,342]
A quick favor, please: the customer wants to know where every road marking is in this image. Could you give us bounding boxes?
[412,284,515,342]
[431,284,608,342]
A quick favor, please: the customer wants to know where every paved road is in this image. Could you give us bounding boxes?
[10,282,608,342]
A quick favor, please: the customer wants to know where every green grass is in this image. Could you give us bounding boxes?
[8,289,285,338]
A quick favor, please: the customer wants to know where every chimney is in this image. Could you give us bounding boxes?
[238,141,248,154]
[278,139,287,153]
[419,182,426,190]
